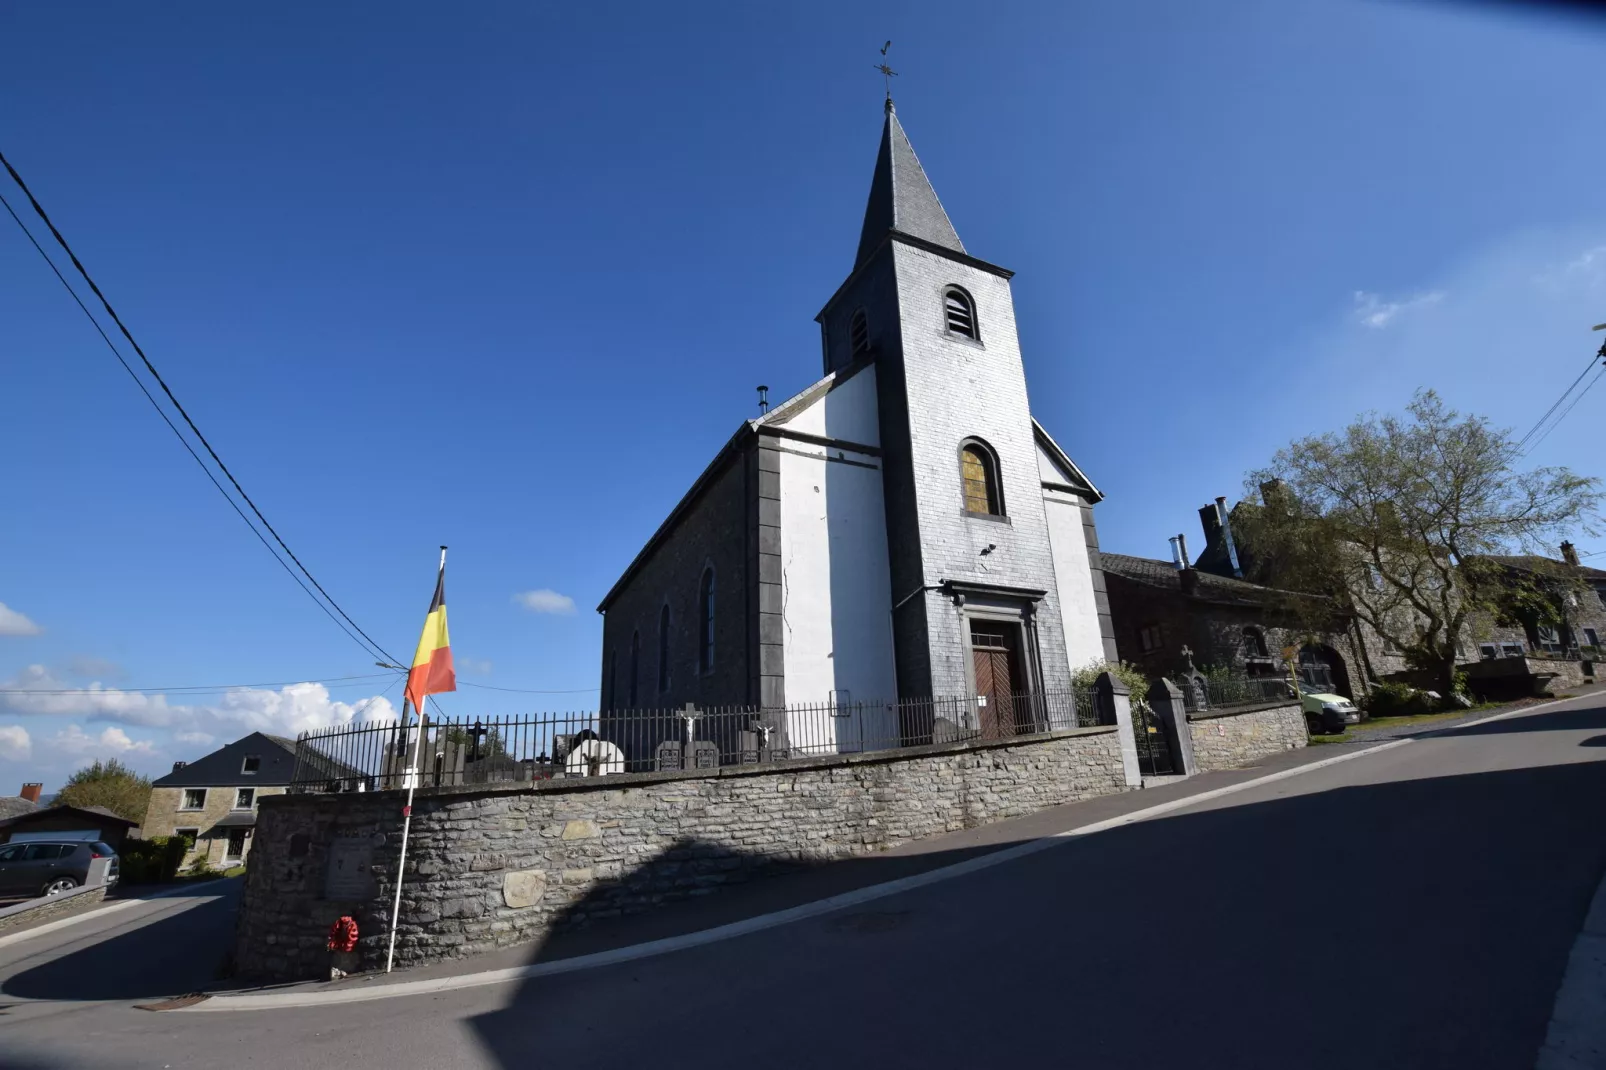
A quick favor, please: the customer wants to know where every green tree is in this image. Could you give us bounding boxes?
[1239,390,1600,698]
[54,758,153,824]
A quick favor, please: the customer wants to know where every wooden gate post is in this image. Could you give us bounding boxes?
[1095,672,1143,788]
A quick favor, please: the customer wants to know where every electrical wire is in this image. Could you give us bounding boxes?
[1518,345,1606,455]
[1526,365,1606,457]
[0,671,402,696]
[0,148,403,668]
[458,680,600,694]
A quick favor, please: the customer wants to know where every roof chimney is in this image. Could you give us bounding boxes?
[171,761,187,773]
[1199,504,1222,545]
[1216,497,1243,579]
[757,385,770,415]
[1177,532,1191,569]
[19,782,41,803]
[1561,541,1581,567]
[1168,536,1185,570]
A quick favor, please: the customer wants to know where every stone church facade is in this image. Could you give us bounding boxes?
[596,100,1116,745]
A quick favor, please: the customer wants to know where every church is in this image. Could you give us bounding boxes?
[596,98,1117,751]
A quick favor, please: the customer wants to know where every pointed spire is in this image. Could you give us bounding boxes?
[853,101,966,269]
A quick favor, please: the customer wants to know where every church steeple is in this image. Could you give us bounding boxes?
[853,100,966,269]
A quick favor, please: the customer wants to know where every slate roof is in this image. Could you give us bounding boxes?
[854,102,966,270]
[0,803,139,832]
[0,797,37,822]
[1100,553,1315,608]
[152,732,300,788]
[1478,555,1606,581]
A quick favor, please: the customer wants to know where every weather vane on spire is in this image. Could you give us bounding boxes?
[874,41,897,103]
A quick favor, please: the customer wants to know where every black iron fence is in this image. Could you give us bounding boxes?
[1176,673,1298,713]
[291,686,1106,793]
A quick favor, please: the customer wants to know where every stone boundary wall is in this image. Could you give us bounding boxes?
[235,725,1126,981]
[1186,701,1307,772]
[0,883,108,935]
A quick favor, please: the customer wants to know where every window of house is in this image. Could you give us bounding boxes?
[1585,627,1601,649]
[234,788,255,810]
[943,287,977,339]
[1242,627,1269,658]
[850,309,869,357]
[224,828,248,863]
[628,631,641,708]
[175,827,199,847]
[699,568,716,673]
[181,789,206,811]
[1537,626,1562,653]
[1138,624,1162,653]
[960,440,1003,516]
[1479,644,1498,660]
[241,756,260,775]
[1502,643,1525,658]
[658,603,671,693]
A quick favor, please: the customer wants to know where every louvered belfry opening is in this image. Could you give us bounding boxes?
[944,287,976,339]
[850,309,870,356]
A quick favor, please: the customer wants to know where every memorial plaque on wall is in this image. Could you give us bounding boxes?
[324,836,377,900]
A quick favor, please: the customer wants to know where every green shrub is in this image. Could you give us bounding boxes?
[1362,681,1433,718]
[118,835,191,884]
[1072,659,1151,706]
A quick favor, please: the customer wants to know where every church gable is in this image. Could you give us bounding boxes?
[758,362,881,450]
[1033,419,1101,501]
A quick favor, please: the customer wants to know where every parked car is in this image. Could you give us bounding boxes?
[0,840,120,898]
[1301,688,1362,735]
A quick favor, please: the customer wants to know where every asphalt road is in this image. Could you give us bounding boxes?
[5,694,1606,1070]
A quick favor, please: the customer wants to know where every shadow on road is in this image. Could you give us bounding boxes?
[460,748,1606,1070]
[1437,699,1606,738]
[0,879,239,1001]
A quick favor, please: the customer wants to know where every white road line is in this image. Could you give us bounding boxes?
[183,692,1594,1014]
[0,878,232,952]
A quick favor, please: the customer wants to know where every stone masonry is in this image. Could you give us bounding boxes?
[1186,702,1307,772]
[142,784,285,869]
[234,725,1126,981]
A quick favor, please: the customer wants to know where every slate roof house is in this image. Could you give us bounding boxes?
[596,99,1117,755]
[0,782,42,823]
[142,732,302,870]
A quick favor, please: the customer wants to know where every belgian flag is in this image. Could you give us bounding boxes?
[405,549,456,713]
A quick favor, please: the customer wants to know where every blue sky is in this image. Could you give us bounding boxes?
[3,1,1605,790]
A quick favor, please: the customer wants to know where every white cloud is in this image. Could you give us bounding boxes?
[1352,289,1445,329]
[456,656,493,675]
[0,725,31,761]
[0,603,42,637]
[50,724,157,758]
[0,665,398,741]
[173,730,215,748]
[514,589,576,615]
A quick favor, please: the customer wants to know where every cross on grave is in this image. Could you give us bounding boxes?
[466,720,489,763]
[1180,645,1197,673]
[679,703,701,749]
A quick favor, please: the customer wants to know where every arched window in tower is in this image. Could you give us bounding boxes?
[699,568,716,673]
[657,603,671,693]
[628,631,640,709]
[850,309,870,357]
[1243,627,1269,659]
[943,287,977,340]
[959,439,1003,516]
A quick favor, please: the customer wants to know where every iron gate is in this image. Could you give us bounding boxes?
[1132,702,1176,776]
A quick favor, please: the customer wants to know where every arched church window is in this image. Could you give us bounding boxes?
[944,287,977,340]
[628,631,640,708]
[1243,627,1269,658]
[658,604,671,693]
[960,439,1003,516]
[850,309,870,357]
[699,568,716,673]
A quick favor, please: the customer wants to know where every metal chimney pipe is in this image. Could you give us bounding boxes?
[1177,532,1191,569]
[757,385,770,415]
[1169,536,1185,569]
[1216,497,1243,578]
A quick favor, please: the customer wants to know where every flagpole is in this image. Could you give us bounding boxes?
[385,545,446,975]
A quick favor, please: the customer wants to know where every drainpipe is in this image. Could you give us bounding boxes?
[1216,497,1243,578]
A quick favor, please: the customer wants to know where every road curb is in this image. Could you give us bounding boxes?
[0,877,234,951]
[1536,864,1606,1068]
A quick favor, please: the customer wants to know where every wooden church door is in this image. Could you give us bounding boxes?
[970,621,1021,739]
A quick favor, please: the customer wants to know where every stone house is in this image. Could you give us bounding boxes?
[0,804,138,852]
[1470,543,1606,658]
[596,98,1117,753]
[142,732,297,870]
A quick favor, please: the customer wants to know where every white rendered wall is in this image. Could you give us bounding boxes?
[774,370,897,752]
[1044,487,1105,678]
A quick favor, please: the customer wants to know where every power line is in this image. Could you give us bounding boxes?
[0,149,402,668]
[1517,350,1601,454]
[1527,365,1606,457]
[458,680,600,694]
[0,671,401,696]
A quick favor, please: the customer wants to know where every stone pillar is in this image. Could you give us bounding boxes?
[1148,678,1197,776]
[1096,672,1142,788]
